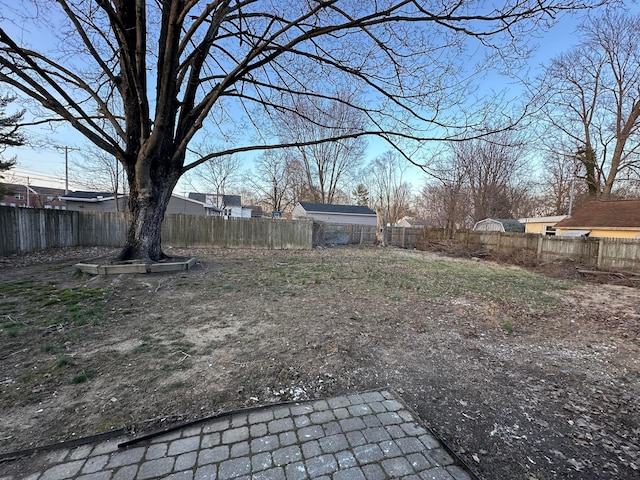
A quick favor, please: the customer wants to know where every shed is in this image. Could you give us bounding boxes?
[292,202,377,226]
[395,217,429,228]
[473,218,525,233]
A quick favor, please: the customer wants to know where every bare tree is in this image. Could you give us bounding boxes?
[0,1,606,260]
[69,146,126,208]
[187,148,241,204]
[272,89,366,204]
[534,10,640,197]
[417,183,471,234]
[369,151,413,226]
[419,155,471,234]
[452,131,531,222]
[423,128,533,226]
[246,150,296,214]
[537,150,581,215]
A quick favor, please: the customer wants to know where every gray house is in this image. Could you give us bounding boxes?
[292,202,377,226]
[61,191,128,212]
[62,191,209,215]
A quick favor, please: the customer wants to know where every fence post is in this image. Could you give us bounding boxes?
[597,238,604,269]
[537,235,543,261]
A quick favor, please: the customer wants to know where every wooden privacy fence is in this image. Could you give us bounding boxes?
[0,207,80,254]
[3,207,639,272]
[377,226,640,273]
[449,230,639,272]
[312,222,378,246]
[383,226,430,248]
[162,215,312,249]
[0,207,313,255]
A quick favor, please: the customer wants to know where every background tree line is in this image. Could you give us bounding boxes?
[227,8,640,228]
[1,1,632,256]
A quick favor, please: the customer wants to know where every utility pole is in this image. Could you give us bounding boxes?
[65,146,69,195]
[26,177,30,207]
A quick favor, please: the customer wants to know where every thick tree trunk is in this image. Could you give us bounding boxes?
[580,143,600,196]
[118,158,180,262]
[119,198,169,262]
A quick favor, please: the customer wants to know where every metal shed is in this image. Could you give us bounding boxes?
[473,218,525,233]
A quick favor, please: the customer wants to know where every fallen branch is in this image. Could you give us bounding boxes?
[176,350,191,362]
[1,348,28,360]
[577,270,626,278]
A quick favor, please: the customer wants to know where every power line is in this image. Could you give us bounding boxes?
[6,169,84,190]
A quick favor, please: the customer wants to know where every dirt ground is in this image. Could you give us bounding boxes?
[0,246,639,479]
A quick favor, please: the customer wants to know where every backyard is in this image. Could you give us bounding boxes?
[0,246,639,479]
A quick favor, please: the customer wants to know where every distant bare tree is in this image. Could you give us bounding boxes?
[369,151,414,226]
[70,146,126,208]
[246,150,297,214]
[187,148,241,203]
[272,90,366,204]
[534,10,640,197]
[419,152,472,233]
[451,131,531,222]
[423,128,533,226]
[537,151,580,215]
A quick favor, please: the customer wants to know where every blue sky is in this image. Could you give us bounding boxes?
[1,5,631,195]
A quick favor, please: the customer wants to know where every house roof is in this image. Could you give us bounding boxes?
[223,195,242,207]
[519,215,568,224]
[1,183,66,197]
[188,192,206,203]
[298,202,376,216]
[555,199,640,229]
[61,191,122,202]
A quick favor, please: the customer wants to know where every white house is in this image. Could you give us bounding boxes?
[292,202,377,226]
[188,193,252,218]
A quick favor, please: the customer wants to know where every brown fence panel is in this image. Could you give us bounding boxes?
[468,232,539,256]
[0,209,313,255]
[383,227,428,248]
[0,207,79,255]
[162,215,312,249]
[597,238,640,272]
[77,212,128,246]
[313,222,377,246]
[0,207,20,254]
[539,236,599,264]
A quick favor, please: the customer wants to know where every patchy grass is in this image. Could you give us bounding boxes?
[500,321,515,333]
[233,249,570,307]
[72,370,96,384]
[4,246,637,480]
[0,281,107,334]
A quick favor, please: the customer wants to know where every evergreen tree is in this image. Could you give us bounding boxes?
[352,184,370,207]
[0,94,25,197]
